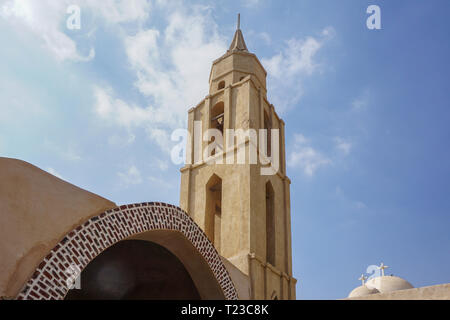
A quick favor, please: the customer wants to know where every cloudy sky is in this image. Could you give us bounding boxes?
[1,0,449,299]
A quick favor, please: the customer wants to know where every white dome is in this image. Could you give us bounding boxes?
[348,285,380,298]
[365,276,414,293]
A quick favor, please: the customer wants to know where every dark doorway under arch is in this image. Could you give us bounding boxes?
[65,240,201,300]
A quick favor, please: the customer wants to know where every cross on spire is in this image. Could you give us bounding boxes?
[377,262,389,277]
[359,274,368,285]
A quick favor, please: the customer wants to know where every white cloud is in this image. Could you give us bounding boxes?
[0,76,47,124]
[118,165,143,186]
[62,147,83,162]
[43,140,83,162]
[243,0,261,7]
[0,0,94,62]
[145,127,172,154]
[153,158,169,171]
[124,8,226,129]
[93,4,227,152]
[288,134,332,176]
[0,0,151,62]
[334,137,352,155]
[262,27,334,112]
[289,134,354,176]
[108,133,136,147]
[93,86,153,128]
[335,186,368,212]
[88,0,150,24]
[264,37,321,78]
[352,89,371,111]
[353,201,367,210]
[93,86,176,154]
[148,175,173,189]
[258,32,272,45]
[46,167,64,180]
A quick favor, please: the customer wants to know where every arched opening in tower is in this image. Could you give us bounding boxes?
[205,174,222,254]
[264,110,272,157]
[266,181,275,266]
[64,240,201,300]
[211,102,225,135]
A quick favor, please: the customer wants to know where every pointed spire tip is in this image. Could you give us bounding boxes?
[228,13,248,53]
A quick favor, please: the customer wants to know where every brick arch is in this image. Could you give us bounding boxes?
[16,202,238,300]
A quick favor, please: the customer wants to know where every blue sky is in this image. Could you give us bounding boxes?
[1,0,449,299]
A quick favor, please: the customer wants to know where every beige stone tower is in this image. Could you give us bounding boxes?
[180,15,296,300]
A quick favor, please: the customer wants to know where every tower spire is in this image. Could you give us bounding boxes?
[228,13,248,53]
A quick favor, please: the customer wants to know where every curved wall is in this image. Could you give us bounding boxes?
[0,158,116,298]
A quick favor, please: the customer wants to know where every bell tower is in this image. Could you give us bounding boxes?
[179,15,296,300]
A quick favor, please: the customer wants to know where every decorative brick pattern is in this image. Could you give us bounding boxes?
[16,202,238,300]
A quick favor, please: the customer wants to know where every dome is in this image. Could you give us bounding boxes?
[365,276,414,293]
[348,285,380,298]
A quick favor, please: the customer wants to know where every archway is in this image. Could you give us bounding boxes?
[16,202,238,300]
[65,240,200,300]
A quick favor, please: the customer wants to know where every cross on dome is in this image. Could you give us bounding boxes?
[377,262,389,277]
[359,274,368,285]
[358,273,367,285]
